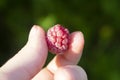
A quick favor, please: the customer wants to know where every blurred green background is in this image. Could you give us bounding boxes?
[0,0,120,80]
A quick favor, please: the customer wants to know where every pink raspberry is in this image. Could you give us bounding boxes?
[46,24,69,54]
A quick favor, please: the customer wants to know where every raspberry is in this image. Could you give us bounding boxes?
[46,24,69,54]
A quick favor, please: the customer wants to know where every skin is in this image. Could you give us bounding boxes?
[0,25,88,80]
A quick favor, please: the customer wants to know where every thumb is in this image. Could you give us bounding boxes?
[0,25,48,80]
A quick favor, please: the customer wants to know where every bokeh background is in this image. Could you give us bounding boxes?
[0,0,120,80]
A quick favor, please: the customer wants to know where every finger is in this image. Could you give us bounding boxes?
[0,25,48,80]
[32,68,53,80]
[54,65,88,80]
[47,32,84,73]
[32,32,84,80]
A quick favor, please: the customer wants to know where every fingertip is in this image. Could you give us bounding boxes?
[27,25,48,52]
[28,25,46,44]
[62,31,85,64]
[69,31,84,53]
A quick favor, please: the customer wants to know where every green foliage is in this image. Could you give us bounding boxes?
[0,0,120,80]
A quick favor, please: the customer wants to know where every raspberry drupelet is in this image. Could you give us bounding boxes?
[46,24,70,54]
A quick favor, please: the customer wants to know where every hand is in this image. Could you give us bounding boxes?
[0,25,87,80]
